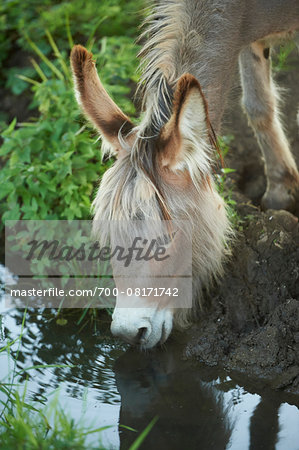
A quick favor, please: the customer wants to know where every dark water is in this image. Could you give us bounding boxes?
[1,266,299,450]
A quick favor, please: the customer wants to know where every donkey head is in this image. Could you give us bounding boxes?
[70,45,229,349]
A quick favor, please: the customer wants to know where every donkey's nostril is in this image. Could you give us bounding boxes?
[110,315,152,346]
[136,326,148,343]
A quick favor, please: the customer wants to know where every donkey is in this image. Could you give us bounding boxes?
[71,0,299,349]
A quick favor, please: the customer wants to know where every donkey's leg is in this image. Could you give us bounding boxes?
[239,41,299,212]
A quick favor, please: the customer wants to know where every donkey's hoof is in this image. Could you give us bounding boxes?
[261,185,298,213]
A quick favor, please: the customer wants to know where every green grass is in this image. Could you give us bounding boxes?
[0,387,157,449]
[0,385,157,449]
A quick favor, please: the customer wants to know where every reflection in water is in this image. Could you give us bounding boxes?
[0,307,123,404]
[114,349,232,449]
[113,350,299,450]
[249,398,280,450]
[1,280,299,449]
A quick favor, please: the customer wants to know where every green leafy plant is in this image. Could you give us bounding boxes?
[0,0,143,74]
[215,135,241,228]
[0,28,139,226]
[272,41,297,72]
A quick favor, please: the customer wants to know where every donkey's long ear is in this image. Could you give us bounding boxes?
[159,74,210,171]
[70,45,134,151]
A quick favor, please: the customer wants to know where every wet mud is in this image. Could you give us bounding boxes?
[183,52,299,394]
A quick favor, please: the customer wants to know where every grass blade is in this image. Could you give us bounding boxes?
[30,58,48,82]
[25,34,64,80]
[65,12,74,49]
[16,75,40,86]
[128,416,158,450]
[86,16,108,51]
[45,29,70,79]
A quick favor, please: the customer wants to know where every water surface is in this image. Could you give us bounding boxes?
[1,266,299,449]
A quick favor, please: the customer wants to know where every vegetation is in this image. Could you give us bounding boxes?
[0,0,142,227]
[272,41,297,72]
[0,388,156,449]
[215,135,241,229]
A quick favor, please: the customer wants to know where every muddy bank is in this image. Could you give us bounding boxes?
[184,203,299,393]
[183,52,299,394]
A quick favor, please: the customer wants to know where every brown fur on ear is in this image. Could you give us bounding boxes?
[70,45,134,149]
[158,73,210,170]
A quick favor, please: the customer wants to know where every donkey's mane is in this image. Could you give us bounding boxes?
[133,0,221,174]
[137,2,184,112]
[136,0,213,123]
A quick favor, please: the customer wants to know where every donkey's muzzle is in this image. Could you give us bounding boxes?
[111,319,152,346]
[110,304,173,349]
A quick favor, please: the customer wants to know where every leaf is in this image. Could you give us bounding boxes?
[2,208,21,222]
[19,146,31,163]
[1,117,17,137]
[0,182,14,200]
[31,197,38,212]
[221,168,236,174]
[56,318,68,326]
